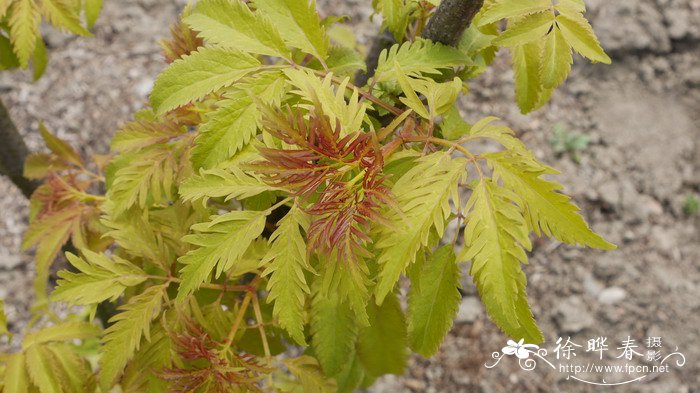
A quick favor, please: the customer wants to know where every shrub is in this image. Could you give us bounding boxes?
[1,0,615,391]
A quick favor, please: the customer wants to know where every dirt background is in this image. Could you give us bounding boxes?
[1,1,699,392]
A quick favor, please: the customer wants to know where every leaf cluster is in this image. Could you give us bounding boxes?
[1,0,615,392]
[1,0,102,79]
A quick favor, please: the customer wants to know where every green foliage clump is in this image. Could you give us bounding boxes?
[684,194,699,216]
[549,123,591,163]
[1,0,615,391]
[0,0,102,79]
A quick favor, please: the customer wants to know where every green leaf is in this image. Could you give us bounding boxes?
[254,0,329,63]
[111,119,185,153]
[121,323,173,392]
[0,34,20,70]
[84,0,103,29]
[373,0,409,39]
[494,11,554,47]
[8,0,40,67]
[32,37,47,80]
[177,210,268,300]
[38,122,83,166]
[466,117,528,153]
[555,0,586,15]
[334,352,366,393]
[185,0,290,58]
[357,293,407,377]
[311,286,356,376]
[408,245,461,357]
[461,179,544,344]
[150,47,261,115]
[107,146,178,215]
[283,68,367,136]
[3,352,30,393]
[324,45,366,76]
[556,13,611,64]
[45,343,93,393]
[22,321,101,349]
[180,167,274,206]
[374,39,470,83]
[25,344,62,393]
[0,0,11,18]
[261,204,312,345]
[0,299,8,337]
[440,106,471,140]
[22,207,87,299]
[284,356,337,393]
[41,0,91,36]
[479,0,552,26]
[191,71,287,169]
[100,284,167,391]
[394,62,429,119]
[541,26,572,89]
[374,152,466,303]
[487,151,616,250]
[51,250,148,305]
[512,41,545,114]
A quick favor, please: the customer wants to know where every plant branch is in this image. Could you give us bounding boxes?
[421,0,485,46]
[0,99,39,198]
[355,31,396,87]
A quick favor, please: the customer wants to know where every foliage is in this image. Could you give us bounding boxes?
[683,194,699,216]
[549,123,590,163]
[0,0,102,79]
[1,0,615,391]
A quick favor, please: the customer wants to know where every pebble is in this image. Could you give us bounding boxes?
[598,287,627,305]
[455,297,482,324]
[555,296,594,333]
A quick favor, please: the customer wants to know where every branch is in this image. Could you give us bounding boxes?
[354,31,396,87]
[421,0,484,46]
[0,99,39,198]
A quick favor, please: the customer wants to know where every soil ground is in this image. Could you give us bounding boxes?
[1,1,698,392]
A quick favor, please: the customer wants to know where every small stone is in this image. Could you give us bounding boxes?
[597,180,621,207]
[598,287,627,305]
[650,225,676,255]
[583,273,604,297]
[455,297,482,324]
[554,296,593,333]
[594,255,626,281]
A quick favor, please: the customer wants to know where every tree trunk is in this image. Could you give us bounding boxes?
[422,0,485,46]
[0,98,39,198]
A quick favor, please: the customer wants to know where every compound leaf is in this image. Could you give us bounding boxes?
[51,250,148,305]
[487,151,616,250]
[185,0,290,58]
[556,13,611,64]
[8,0,40,67]
[254,0,329,62]
[357,293,407,376]
[311,285,356,376]
[375,152,466,304]
[100,284,167,390]
[408,245,461,357]
[479,0,551,26]
[151,47,261,115]
[177,210,268,300]
[461,179,543,344]
[373,39,469,83]
[261,204,312,345]
[179,167,273,206]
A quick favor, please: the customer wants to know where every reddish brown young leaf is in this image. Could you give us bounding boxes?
[159,322,269,393]
[252,106,396,262]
